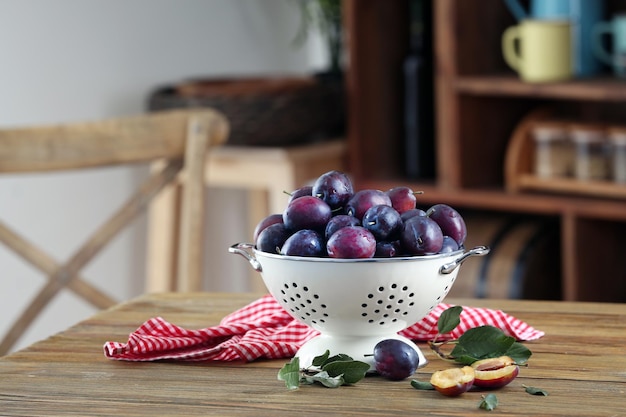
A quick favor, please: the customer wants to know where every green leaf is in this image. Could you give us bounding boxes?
[451,353,481,366]
[451,326,516,363]
[438,305,463,334]
[323,353,354,366]
[410,379,435,390]
[505,342,532,365]
[279,352,369,390]
[524,385,549,396]
[450,343,476,364]
[311,351,353,368]
[322,360,370,385]
[311,350,331,367]
[479,393,498,411]
[277,357,302,390]
[303,371,345,388]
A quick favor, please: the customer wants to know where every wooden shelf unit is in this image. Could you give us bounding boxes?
[343,0,626,302]
[455,75,626,101]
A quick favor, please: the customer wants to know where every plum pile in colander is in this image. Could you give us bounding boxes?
[253,170,466,259]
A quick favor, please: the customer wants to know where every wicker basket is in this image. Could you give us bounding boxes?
[147,76,345,147]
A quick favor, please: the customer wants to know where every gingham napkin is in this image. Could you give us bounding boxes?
[103,295,544,362]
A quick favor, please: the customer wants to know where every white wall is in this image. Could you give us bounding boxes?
[0,0,325,353]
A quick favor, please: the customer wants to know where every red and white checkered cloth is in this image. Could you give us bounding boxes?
[103,295,544,362]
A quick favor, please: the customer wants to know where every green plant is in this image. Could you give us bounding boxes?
[292,0,343,74]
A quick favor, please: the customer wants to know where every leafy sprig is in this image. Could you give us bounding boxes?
[428,306,532,365]
[278,350,370,390]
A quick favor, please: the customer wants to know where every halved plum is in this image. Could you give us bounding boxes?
[430,366,475,397]
[471,356,519,389]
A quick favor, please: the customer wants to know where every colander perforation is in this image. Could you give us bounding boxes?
[280,281,329,323]
[357,282,420,326]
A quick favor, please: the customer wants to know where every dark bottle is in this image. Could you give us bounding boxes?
[403,0,435,180]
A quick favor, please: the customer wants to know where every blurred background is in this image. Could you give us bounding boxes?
[0,0,326,352]
[3,0,626,355]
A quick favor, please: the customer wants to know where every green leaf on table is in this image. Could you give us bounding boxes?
[278,352,369,390]
[524,385,549,396]
[322,360,370,385]
[505,342,532,365]
[322,353,354,367]
[410,379,435,390]
[438,305,463,334]
[311,350,331,367]
[303,371,344,388]
[479,393,498,411]
[278,357,302,390]
[450,326,516,364]
[311,351,355,369]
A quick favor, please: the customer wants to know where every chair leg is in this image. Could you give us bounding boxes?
[176,117,210,292]
[145,159,182,293]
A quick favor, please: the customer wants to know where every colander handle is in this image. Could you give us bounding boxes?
[228,242,262,272]
[440,246,490,274]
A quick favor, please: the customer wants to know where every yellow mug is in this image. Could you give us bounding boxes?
[502,20,572,83]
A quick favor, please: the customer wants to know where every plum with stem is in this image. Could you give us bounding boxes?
[312,170,354,210]
[373,339,420,380]
[345,189,392,220]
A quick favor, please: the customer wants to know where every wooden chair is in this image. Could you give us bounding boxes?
[0,109,229,355]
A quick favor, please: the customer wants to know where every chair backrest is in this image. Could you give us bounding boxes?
[0,108,229,355]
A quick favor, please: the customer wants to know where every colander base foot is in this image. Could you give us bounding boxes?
[295,333,428,372]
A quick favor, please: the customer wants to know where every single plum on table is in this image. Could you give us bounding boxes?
[326,226,376,259]
[373,339,420,380]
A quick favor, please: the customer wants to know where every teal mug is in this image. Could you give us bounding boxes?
[593,14,626,78]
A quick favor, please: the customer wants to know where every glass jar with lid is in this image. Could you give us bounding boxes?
[569,124,610,181]
[608,126,626,184]
[531,120,573,178]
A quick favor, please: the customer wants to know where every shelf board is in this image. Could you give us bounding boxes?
[516,175,626,201]
[454,75,626,102]
[357,178,626,222]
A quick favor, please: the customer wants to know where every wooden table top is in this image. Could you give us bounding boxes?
[0,292,624,416]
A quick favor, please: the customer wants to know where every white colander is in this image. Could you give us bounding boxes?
[229,243,489,370]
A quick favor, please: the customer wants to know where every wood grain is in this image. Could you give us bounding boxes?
[1,292,624,416]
